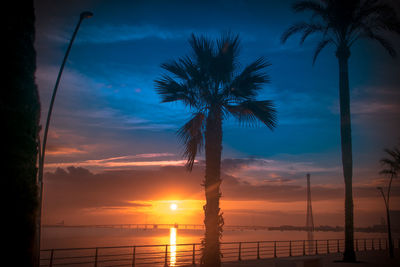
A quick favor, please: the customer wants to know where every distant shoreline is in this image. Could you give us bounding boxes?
[42,223,397,233]
[268,225,398,233]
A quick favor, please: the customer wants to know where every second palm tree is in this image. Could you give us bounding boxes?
[281,0,400,262]
[155,33,277,267]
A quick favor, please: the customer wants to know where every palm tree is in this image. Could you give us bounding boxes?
[155,33,276,267]
[281,0,400,262]
[379,143,400,258]
[5,0,41,265]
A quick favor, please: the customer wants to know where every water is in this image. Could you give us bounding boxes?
[41,226,393,249]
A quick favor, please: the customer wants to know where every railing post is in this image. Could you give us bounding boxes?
[372,239,375,250]
[132,246,136,267]
[164,245,168,267]
[386,239,388,250]
[364,239,367,251]
[94,247,98,267]
[356,239,358,252]
[289,241,292,257]
[238,242,242,261]
[379,239,381,250]
[303,240,306,256]
[192,244,195,265]
[327,240,330,254]
[337,239,340,253]
[315,240,318,255]
[257,242,260,260]
[274,241,277,258]
[49,249,54,267]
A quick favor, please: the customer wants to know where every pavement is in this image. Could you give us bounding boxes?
[221,249,400,267]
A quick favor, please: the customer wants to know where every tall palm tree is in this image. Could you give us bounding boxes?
[5,0,41,265]
[379,143,400,258]
[281,0,400,262]
[155,33,276,267]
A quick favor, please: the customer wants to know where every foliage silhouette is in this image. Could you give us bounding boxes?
[379,142,400,258]
[155,33,276,267]
[4,0,41,265]
[281,0,400,262]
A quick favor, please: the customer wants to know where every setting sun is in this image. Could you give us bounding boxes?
[170,203,178,211]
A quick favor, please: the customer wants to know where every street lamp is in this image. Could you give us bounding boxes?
[376,186,394,258]
[35,11,93,266]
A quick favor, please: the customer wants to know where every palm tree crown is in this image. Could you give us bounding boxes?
[156,33,277,169]
[281,0,400,63]
[380,143,400,178]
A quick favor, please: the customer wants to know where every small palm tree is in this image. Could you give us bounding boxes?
[155,33,276,267]
[281,0,400,262]
[379,143,400,258]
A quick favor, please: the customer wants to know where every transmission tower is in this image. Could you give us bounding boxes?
[306,173,314,254]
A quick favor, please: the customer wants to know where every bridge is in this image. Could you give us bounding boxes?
[43,223,270,231]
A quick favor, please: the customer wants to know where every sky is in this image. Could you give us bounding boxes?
[34,0,400,227]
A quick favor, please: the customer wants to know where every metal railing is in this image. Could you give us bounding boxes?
[40,238,399,267]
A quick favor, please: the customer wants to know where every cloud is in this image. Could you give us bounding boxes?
[42,164,400,225]
[79,24,191,43]
[45,153,189,169]
[46,145,87,155]
[44,164,399,210]
[219,158,341,184]
[351,101,399,115]
[47,23,257,45]
[329,86,400,116]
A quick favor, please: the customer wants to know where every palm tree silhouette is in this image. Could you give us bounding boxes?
[281,0,400,262]
[379,143,400,258]
[155,33,276,267]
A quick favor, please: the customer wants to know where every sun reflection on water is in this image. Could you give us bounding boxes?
[170,227,177,266]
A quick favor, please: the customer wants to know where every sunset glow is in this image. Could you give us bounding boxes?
[170,228,177,266]
[35,0,400,254]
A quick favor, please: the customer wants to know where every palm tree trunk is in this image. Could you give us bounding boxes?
[201,107,223,267]
[5,0,41,265]
[385,173,394,258]
[336,44,356,262]
[385,203,394,258]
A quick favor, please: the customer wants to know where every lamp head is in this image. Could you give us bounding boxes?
[376,186,383,191]
[80,11,94,19]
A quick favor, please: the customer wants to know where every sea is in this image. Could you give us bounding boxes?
[41,226,395,249]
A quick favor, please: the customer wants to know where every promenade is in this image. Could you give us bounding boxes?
[223,249,399,267]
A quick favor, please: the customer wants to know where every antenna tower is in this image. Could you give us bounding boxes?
[306,173,314,254]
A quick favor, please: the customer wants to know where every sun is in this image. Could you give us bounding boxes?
[170,203,178,211]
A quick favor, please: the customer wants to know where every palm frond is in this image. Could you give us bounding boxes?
[189,34,214,72]
[300,23,326,44]
[160,60,189,81]
[177,112,205,170]
[225,57,270,100]
[380,146,400,177]
[355,1,400,33]
[226,100,277,130]
[363,30,397,57]
[281,22,309,43]
[213,33,240,84]
[154,75,197,107]
[293,0,325,15]
[312,38,333,64]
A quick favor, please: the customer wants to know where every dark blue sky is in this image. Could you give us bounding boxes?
[35,0,400,188]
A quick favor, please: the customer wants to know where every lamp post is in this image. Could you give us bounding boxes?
[35,11,93,266]
[376,186,394,258]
